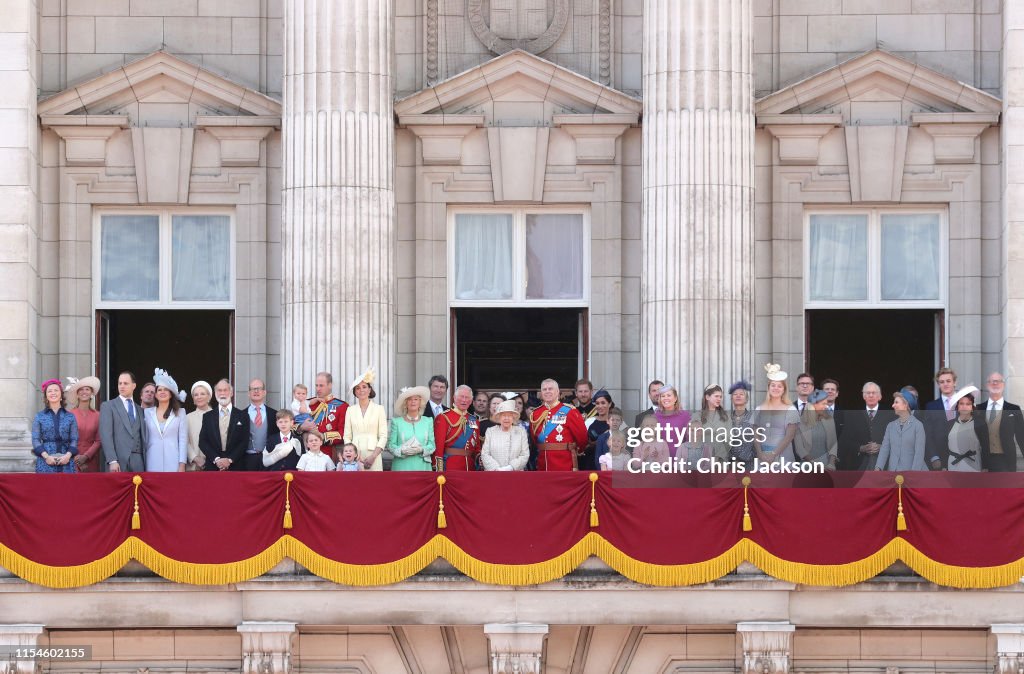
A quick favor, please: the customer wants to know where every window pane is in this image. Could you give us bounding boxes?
[453,214,514,300]
[172,215,231,301]
[808,214,868,301]
[881,213,941,301]
[526,214,584,300]
[101,215,159,301]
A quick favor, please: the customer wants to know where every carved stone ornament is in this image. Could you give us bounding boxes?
[468,0,570,55]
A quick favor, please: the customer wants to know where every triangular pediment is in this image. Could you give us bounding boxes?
[38,51,280,118]
[756,49,1001,119]
[395,50,642,119]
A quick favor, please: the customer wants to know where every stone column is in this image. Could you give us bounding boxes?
[281,0,396,400]
[640,0,754,404]
[484,623,548,674]
[237,622,296,674]
[992,625,1024,674]
[0,625,44,674]
[1004,2,1024,397]
[0,0,40,472]
[737,622,794,674]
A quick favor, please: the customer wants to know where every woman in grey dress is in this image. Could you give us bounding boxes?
[143,368,188,473]
[875,387,928,472]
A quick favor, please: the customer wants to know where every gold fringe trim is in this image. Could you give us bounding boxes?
[4,534,1024,589]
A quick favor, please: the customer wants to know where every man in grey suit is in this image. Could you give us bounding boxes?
[100,371,147,472]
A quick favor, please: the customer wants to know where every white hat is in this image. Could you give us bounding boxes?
[764,363,788,382]
[350,366,376,392]
[65,375,101,399]
[951,385,980,404]
[191,380,213,398]
[496,399,518,416]
[394,385,430,417]
[153,368,187,402]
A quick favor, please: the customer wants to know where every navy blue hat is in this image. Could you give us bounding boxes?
[728,380,752,395]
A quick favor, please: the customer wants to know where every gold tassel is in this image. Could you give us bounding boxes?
[589,472,600,528]
[283,473,294,529]
[895,474,907,531]
[131,475,142,530]
[436,475,447,529]
[742,476,752,532]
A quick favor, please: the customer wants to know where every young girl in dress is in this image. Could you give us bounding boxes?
[296,430,335,472]
[599,430,630,471]
[337,442,363,472]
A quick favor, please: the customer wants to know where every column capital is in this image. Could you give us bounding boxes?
[484,623,548,674]
[737,622,794,674]
[992,625,1024,674]
[237,622,296,674]
[0,624,45,674]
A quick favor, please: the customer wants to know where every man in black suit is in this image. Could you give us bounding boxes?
[634,379,664,427]
[821,378,844,440]
[924,368,958,470]
[793,373,815,413]
[244,378,277,471]
[199,378,250,471]
[976,371,1024,472]
[424,375,449,418]
[838,381,893,470]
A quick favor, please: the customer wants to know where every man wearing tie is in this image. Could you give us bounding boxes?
[821,378,844,441]
[99,371,147,472]
[976,372,1024,472]
[199,378,250,471]
[924,368,958,470]
[424,375,449,419]
[838,382,893,470]
[245,378,277,471]
[793,374,815,413]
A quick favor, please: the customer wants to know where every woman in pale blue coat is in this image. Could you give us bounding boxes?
[875,387,928,472]
[143,368,188,472]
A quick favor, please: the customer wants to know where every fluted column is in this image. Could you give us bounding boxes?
[282,0,395,400]
[640,0,754,405]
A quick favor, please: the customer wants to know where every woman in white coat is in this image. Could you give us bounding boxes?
[481,400,530,471]
[143,368,188,472]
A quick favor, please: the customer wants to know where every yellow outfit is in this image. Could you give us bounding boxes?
[343,401,389,471]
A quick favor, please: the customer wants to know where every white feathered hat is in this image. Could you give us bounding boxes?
[153,368,187,402]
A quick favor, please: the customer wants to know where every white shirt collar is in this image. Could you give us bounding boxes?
[866,406,878,412]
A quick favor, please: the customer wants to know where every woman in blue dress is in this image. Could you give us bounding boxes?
[32,378,78,473]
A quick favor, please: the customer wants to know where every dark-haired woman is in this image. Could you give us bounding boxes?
[689,384,732,463]
[33,378,78,473]
[143,368,188,472]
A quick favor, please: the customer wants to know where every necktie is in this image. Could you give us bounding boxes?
[989,401,997,424]
[945,398,954,421]
[221,407,229,417]
[255,406,263,427]
[868,409,875,421]
[125,399,135,422]
[799,402,805,412]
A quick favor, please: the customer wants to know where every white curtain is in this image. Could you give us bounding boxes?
[525,214,584,300]
[171,215,231,301]
[100,215,159,301]
[808,214,868,302]
[881,213,941,301]
[454,213,514,300]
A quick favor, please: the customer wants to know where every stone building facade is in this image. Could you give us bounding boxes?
[2,1,1024,671]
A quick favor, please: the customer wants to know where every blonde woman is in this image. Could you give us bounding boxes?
[343,367,389,471]
[752,363,799,465]
[185,381,213,471]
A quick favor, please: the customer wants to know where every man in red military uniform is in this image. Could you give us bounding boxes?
[531,378,588,471]
[300,371,348,462]
[433,384,481,471]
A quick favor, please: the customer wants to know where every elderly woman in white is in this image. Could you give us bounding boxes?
[481,400,530,471]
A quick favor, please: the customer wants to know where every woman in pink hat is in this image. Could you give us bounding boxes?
[32,378,78,474]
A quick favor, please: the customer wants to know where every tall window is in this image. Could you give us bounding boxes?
[450,208,588,305]
[805,209,945,307]
[95,211,234,308]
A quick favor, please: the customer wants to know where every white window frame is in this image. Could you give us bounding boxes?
[93,207,236,310]
[447,206,591,308]
[803,206,948,310]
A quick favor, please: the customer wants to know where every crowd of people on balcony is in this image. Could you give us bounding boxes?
[31,363,1024,474]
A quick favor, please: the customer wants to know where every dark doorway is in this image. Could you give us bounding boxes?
[453,308,585,392]
[807,309,939,409]
[97,310,233,403]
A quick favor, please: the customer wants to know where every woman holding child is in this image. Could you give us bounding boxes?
[386,386,436,471]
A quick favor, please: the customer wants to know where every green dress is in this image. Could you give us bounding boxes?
[386,416,435,471]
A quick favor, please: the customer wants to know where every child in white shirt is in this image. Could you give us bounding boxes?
[289,383,313,427]
[296,430,335,472]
